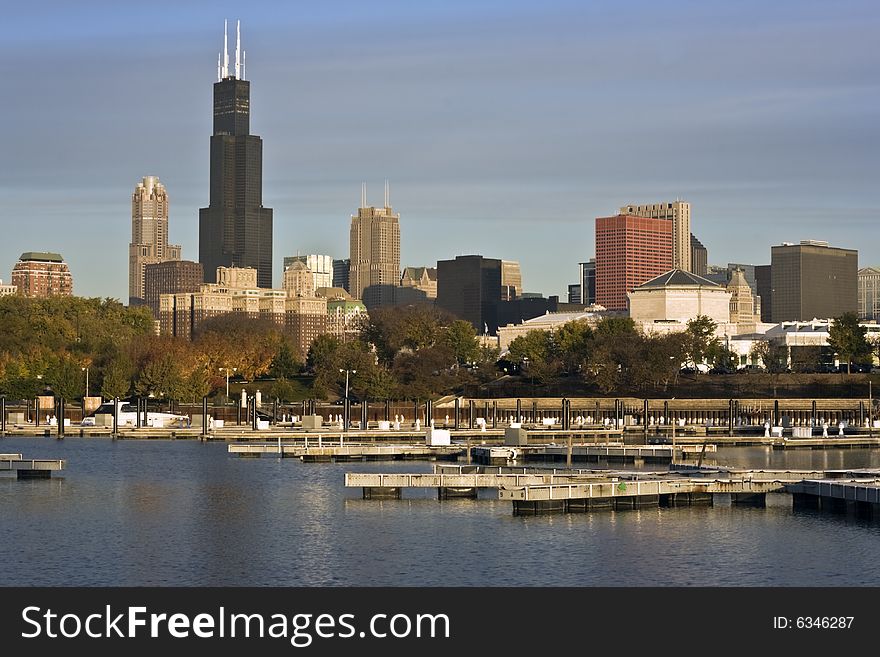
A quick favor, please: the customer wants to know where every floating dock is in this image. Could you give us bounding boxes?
[787,478,880,518]
[346,463,880,516]
[0,454,66,479]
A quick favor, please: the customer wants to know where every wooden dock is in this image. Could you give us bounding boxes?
[227,442,466,462]
[470,443,714,465]
[345,470,617,499]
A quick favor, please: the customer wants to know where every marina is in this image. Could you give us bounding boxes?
[3,436,880,586]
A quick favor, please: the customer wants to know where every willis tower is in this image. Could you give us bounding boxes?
[199,21,273,288]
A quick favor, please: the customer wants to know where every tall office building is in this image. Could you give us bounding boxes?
[690,234,708,277]
[568,260,596,304]
[332,259,350,293]
[199,21,273,289]
[436,255,502,334]
[283,254,333,290]
[580,260,596,305]
[349,182,400,309]
[770,240,857,322]
[595,214,673,311]
[727,268,759,324]
[857,267,880,320]
[755,264,772,322]
[129,176,181,305]
[11,252,73,297]
[620,201,691,272]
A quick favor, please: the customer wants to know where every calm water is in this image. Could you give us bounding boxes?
[3,437,880,586]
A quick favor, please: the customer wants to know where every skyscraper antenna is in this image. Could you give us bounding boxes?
[384,179,390,208]
[217,52,222,81]
[361,183,367,209]
[235,20,241,80]
[223,20,229,79]
[242,50,246,80]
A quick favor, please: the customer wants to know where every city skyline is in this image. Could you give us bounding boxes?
[3,1,878,300]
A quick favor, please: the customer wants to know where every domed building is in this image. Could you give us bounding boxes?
[627,269,731,325]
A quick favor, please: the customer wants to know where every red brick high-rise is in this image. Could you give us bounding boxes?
[595,215,673,311]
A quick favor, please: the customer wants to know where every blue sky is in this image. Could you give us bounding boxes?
[2,0,878,299]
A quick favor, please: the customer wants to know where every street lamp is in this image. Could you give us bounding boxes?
[220,367,237,399]
[81,366,89,399]
[339,368,357,402]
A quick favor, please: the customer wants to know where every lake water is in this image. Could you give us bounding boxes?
[3,437,880,586]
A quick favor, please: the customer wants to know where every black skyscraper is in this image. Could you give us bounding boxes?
[199,22,273,288]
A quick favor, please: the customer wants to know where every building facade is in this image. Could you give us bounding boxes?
[755,264,772,323]
[199,22,274,288]
[727,268,759,325]
[690,234,708,277]
[143,260,204,318]
[858,267,880,320]
[595,214,673,311]
[284,296,328,360]
[770,240,858,321]
[327,297,368,343]
[620,201,691,272]
[283,255,333,290]
[0,280,17,296]
[580,260,596,305]
[349,184,400,309]
[627,270,731,326]
[332,258,350,293]
[11,252,73,297]
[158,264,344,359]
[282,260,316,298]
[436,255,502,334]
[400,266,437,299]
[501,260,522,301]
[129,176,181,305]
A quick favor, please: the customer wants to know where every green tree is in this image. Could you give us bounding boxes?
[827,312,871,374]
[554,319,593,373]
[269,340,303,379]
[360,366,398,400]
[101,356,134,399]
[307,334,341,371]
[682,315,721,369]
[48,356,85,401]
[267,377,297,403]
[639,332,687,392]
[441,320,480,365]
[391,345,456,399]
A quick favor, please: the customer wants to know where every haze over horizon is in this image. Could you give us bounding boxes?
[2,0,877,300]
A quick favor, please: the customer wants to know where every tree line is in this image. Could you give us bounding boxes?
[0,296,874,403]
